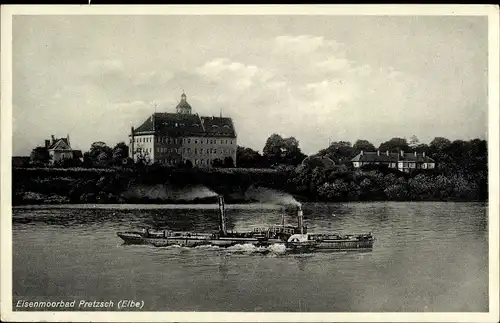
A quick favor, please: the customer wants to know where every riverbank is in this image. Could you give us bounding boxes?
[12,165,488,206]
[12,166,292,206]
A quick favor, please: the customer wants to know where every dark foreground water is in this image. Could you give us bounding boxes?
[12,202,488,312]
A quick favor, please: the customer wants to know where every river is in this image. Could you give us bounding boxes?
[12,202,488,312]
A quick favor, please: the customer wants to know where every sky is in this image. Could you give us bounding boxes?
[12,14,488,156]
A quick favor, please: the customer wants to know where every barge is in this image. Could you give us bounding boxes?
[116,196,374,251]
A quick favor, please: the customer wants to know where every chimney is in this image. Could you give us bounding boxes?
[400,150,404,157]
[414,151,417,157]
[377,150,380,156]
[360,150,364,156]
[423,151,426,157]
[67,134,70,146]
[151,114,155,130]
[297,205,304,234]
[51,135,55,145]
[386,150,389,156]
[45,140,50,148]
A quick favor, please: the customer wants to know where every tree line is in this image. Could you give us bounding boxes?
[237,134,488,201]
[23,132,488,202]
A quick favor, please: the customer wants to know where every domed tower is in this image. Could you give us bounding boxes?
[176,92,192,115]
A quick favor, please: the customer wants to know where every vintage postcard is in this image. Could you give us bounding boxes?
[1,4,499,323]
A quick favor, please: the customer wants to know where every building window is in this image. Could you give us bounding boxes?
[188,139,191,144]
[194,148,197,154]
[200,148,203,154]
[195,139,198,144]
[214,149,217,154]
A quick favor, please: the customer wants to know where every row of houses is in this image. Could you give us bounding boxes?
[350,150,436,172]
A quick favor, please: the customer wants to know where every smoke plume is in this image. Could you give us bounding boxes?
[244,186,301,207]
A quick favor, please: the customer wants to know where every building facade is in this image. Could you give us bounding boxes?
[351,150,436,172]
[30,135,81,166]
[129,93,237,167]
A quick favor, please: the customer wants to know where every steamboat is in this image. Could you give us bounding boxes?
[116,196,374,251]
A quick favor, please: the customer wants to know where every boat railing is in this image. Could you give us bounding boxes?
[252,226,297,235]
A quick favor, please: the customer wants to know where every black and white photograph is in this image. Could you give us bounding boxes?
[1,4,499,323]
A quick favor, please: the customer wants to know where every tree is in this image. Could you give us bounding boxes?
[86,141,113,167]
[378,137,410,153]
[112,142,129,165]
[352,140,376,154]
[409,135,420,151]
[262,133,306,166]
[263,134,285,166]
[135,148,152,167]
[236,146,265,168]
[212,158,223,167]
[30,147,50,166]
[223,156,235,168]
[429,137,452,151]
[317,141,354,164]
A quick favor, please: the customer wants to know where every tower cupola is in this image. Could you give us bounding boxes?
[176,91,192,115]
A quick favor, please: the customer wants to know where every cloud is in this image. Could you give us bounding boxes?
[274,35,345,57]
[196,58,261,91]
[12,17,487,157]
[133,71,175,87]
[85,59,124,76]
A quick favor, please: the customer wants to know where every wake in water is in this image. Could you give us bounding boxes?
[156,243,287,255]
[244,186,301,207]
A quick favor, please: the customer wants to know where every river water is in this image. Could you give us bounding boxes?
[12,202,488,312]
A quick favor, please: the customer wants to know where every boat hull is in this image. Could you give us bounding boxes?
[117,232,284,248]
[286,239,374,251]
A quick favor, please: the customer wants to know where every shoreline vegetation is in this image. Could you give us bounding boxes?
[14,135,487,206]
[13,163,487,206]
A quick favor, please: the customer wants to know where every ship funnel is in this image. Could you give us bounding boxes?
[218,195,227,235]
[297,204,304,234]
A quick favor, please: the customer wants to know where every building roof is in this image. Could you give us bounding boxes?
[48,138,71,150]
[401,153,435,163]
[351,151,435,163]
[132,93,237,138]
[133,113,236,138]
[175,93,193,114]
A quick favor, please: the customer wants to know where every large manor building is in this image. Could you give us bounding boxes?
[129,93,237,167]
